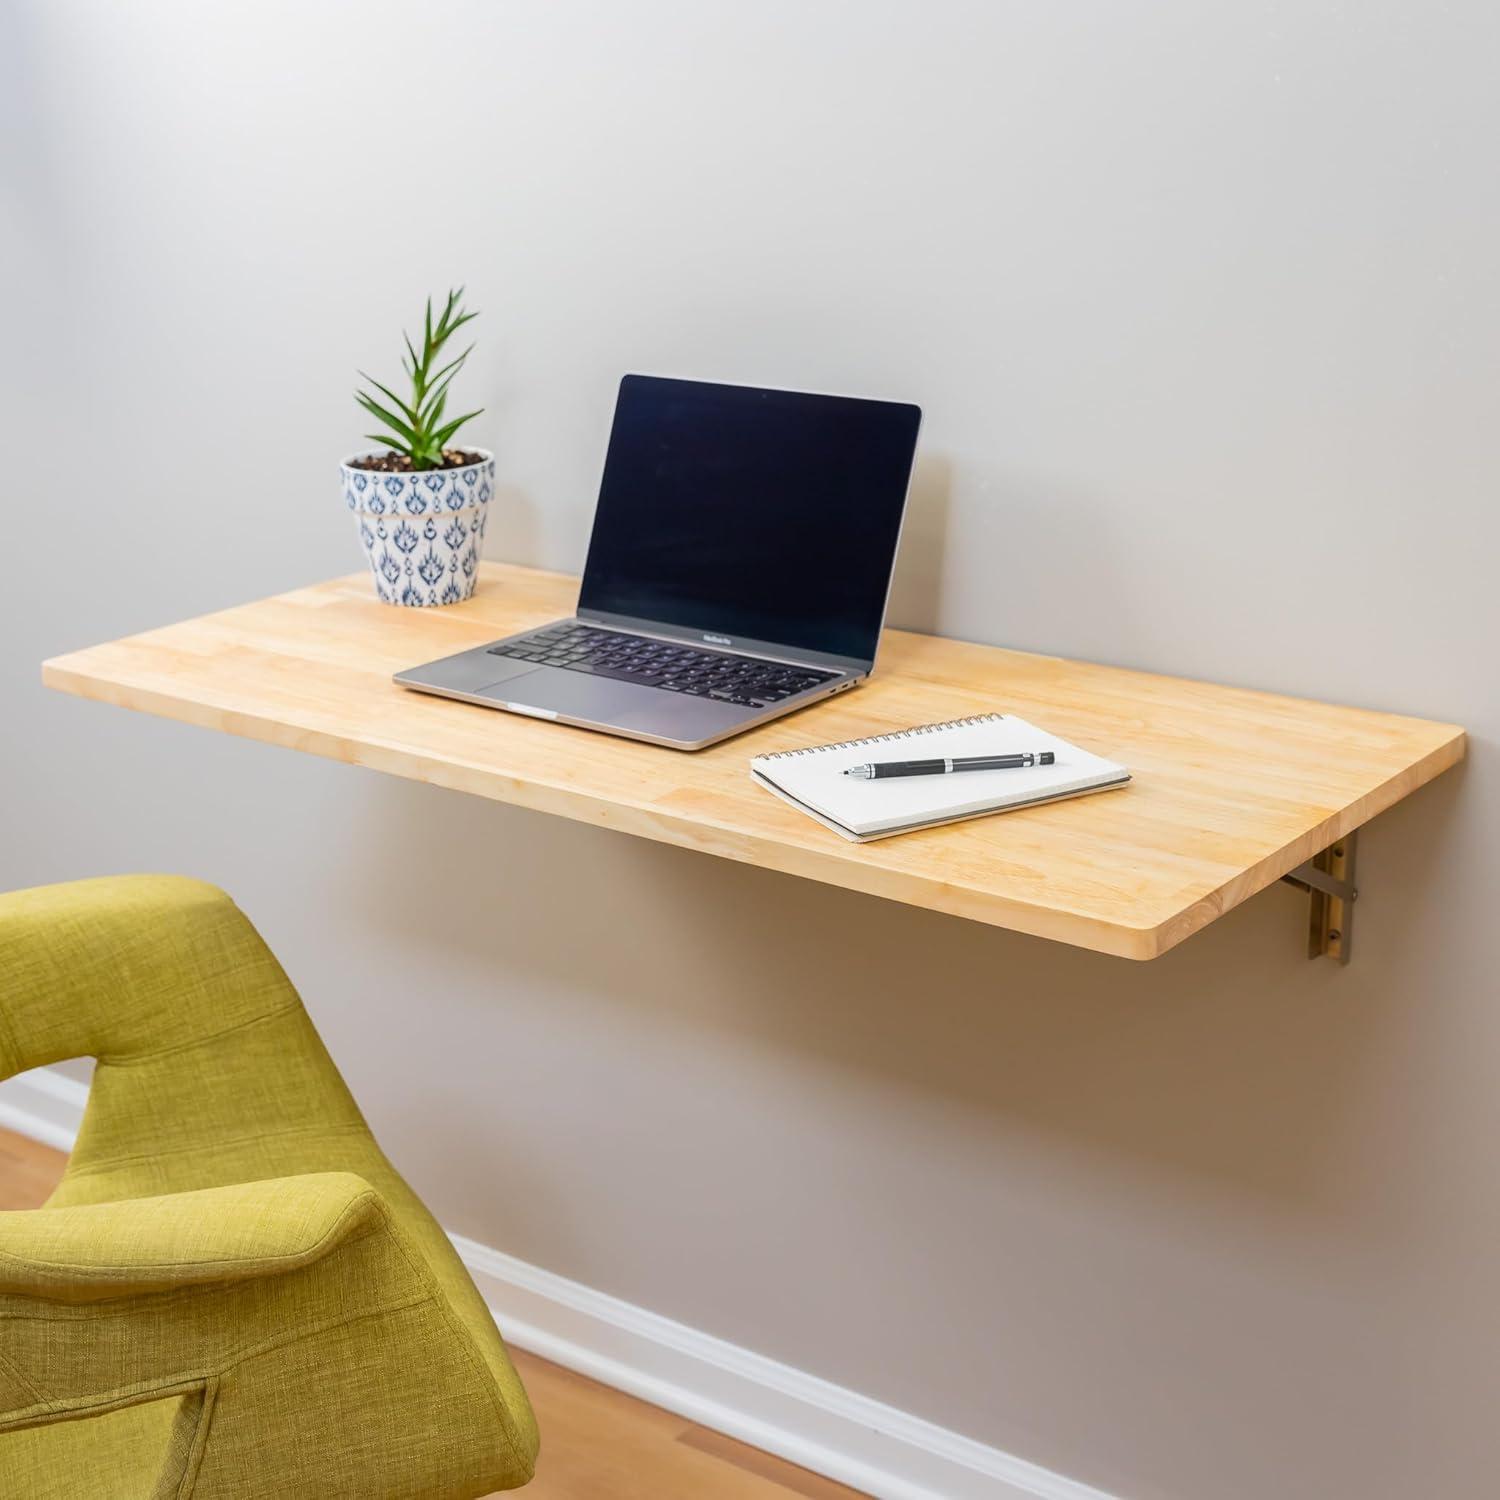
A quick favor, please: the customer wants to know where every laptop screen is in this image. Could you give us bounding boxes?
[577,376,921,664]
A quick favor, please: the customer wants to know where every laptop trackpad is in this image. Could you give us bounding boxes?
[487,666,744,732]
[484,667,659,722]
[479,658,546,690]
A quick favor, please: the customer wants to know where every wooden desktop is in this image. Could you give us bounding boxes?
[42,564,1465,961]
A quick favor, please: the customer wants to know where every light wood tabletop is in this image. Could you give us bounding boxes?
[42,564,1465,960]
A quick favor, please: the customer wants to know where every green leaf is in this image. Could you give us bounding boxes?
[356,372,419,425]
[435,287,465,339]
[366,291,480,461]
[355,391,418,445]
[418,376,453,430]
[354,392,404,433]
[430,292,477,356]
[439,309,478,345]
[418,351,471,425]
[431,409,483,448]
[402,332,422,381]
[417,375,453,435]
[426,343,473,391]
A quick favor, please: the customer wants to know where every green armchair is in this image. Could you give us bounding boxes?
[0,875,538,1498]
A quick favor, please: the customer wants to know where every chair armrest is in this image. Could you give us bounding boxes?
[0,1172,383,1301]
[0,1171,533,1495]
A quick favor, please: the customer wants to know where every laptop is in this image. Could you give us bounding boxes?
[395,374,922,750]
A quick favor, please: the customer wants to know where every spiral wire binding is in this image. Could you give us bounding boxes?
[759,713,1006,760]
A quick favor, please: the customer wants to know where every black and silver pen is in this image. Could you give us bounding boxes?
[844,751,1056,779]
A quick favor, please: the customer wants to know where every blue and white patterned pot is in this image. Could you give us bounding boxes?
[339,449,494,607]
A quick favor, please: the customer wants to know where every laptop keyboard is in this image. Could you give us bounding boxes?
[488,623,838,707]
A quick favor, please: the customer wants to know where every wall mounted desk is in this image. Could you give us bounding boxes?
[42,564,1465,961]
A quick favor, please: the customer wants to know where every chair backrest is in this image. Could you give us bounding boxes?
[2,873,316,1072]
[0,874,368,1173]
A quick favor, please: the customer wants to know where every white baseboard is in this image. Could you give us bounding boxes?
[455,1233,1121,1500]
[0,1065,1119,1500]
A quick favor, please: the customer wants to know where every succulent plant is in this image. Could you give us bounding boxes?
[356,288,483,470]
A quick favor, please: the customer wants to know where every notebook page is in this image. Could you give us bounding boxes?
[751,715,1128,838]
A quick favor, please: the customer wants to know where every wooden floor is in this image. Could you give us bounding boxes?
[0,1128,865,1500]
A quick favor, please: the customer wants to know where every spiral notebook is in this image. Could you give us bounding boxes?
[750,713,1130,842]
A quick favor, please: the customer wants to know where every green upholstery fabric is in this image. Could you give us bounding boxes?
[0,875,538,1498]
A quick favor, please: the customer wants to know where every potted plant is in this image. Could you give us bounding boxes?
[340,288,494,606]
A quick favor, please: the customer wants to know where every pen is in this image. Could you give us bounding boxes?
[844,751,1056,779]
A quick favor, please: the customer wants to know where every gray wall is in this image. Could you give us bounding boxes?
[5,4,1497,1496]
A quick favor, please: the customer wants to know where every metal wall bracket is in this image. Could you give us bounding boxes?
[1281,830,1358,964]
